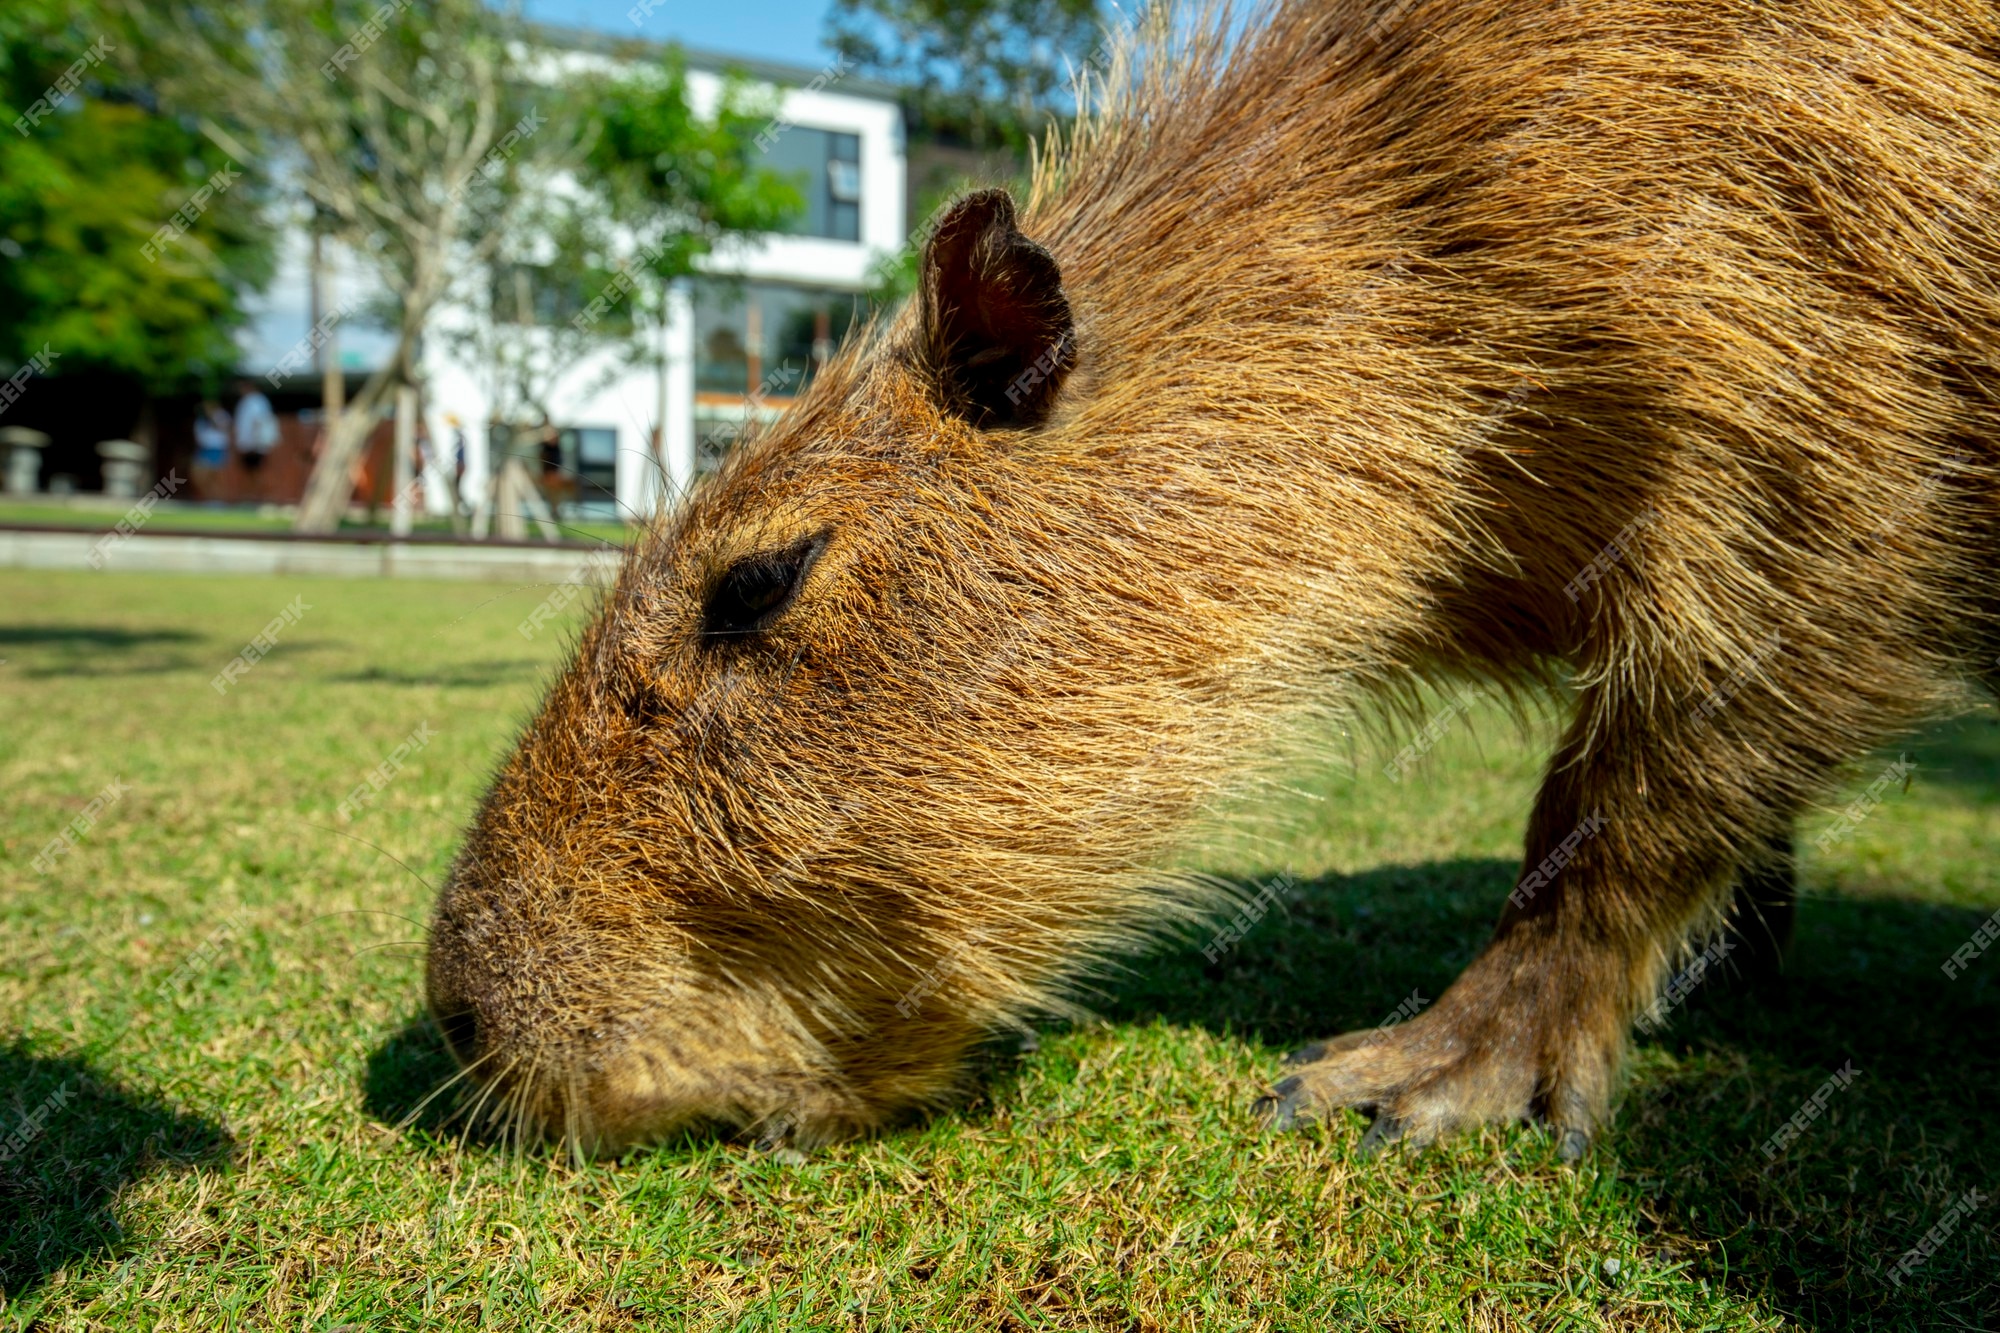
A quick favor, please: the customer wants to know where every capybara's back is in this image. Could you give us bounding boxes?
[427,0,2000,1153]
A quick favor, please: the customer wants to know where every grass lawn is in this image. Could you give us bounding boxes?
[0,500,631,548]
[2,567,1996,1330]
[0,500,298,534]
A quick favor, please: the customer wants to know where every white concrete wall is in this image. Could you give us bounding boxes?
[661,279,697,508]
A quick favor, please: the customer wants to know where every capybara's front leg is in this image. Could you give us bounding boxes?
[1259,704,1773,1157]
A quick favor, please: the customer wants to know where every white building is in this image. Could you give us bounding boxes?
[238,26,907,524]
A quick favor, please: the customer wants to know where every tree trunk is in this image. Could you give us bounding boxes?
[295,368,394,532]
[296,256,444,534]
[391,384,417,537]
[313,230,344,473]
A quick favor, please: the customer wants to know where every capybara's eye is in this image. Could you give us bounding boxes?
[702,532,827,638]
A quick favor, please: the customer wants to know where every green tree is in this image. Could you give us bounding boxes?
[584,51,802,291]
[0,0,273,389]
[826,0,1107,153]
[137,6,804,533]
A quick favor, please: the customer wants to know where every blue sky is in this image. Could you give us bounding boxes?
[523,0,840,66]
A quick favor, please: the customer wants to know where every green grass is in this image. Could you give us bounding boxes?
[0,499,297,532]
[0,499,631,546]
[1,568,1996,1330]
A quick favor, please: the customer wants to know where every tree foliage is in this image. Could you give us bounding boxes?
[0,0,273,388]
[826,0,1107,152]
[586,51,804,284]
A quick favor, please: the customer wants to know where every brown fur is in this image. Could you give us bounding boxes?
[427,0,2000,1155]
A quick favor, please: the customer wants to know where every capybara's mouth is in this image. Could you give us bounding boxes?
[422,984,725,1152]
[420,1019,892,1156]
[424,891,941,1153]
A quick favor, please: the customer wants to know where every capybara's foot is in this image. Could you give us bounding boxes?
[1254,932,1622,1159]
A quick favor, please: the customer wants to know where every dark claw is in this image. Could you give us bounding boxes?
[753,1124,807,1164]
[1253,1076,1307,1131]
[1283,1042,1327,1067]
[1357,1114,1405,1158]
[1250,1093,1292,1130]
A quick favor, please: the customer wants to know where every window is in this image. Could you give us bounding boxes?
[493,422,622,518]
[828,158,861,204]
[690,414,736,477]
[692,280,878,475]
[692,280,870,397]
[763,128,862,242]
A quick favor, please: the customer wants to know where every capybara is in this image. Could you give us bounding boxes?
[427,0,2000,1154]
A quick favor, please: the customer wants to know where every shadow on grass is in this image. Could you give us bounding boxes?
[0,1047,232,1303]
[0,624,358,680]
[1094,858,2000,1332]
[0,624,213,680]
[0,626,201,650]
[328,660,546,690]
[360,1017,468,1140]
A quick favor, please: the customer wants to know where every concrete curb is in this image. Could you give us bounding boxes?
[0,528,625,584]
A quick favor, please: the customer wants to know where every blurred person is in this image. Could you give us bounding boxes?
[192,400,229,499]
[443,412,469,517]
[232,378,279,499]
[538,421,573,509]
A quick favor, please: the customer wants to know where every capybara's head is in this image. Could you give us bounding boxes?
[426,189,1325,1151]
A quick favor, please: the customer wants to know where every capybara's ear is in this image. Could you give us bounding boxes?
[917,188,1075,428]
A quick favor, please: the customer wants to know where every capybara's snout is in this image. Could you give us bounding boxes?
[423,836,975,1153]
[423,863,770,1152]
